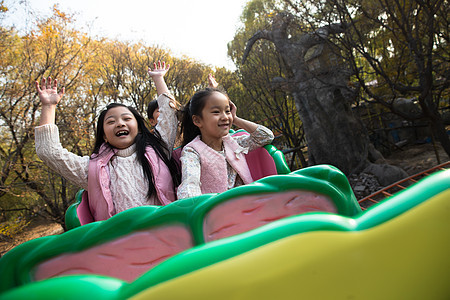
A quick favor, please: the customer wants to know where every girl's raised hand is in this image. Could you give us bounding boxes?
[35,77,65,106]
[208,73,218,88]
[148,61,170,78]
[230,100,237,120]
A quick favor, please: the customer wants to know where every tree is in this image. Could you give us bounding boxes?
[95,40,169,113]
[237,2,393,179]
[229,0,307,169]
[284,0,450,158]
[0,4,234,226]
[165,56,214,105]
[0,6,96,226]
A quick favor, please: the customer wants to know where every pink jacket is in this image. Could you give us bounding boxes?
[186,135,253,194]
[86,144,176,221]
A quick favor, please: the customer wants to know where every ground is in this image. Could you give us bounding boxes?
[0,142,448,258]
[379,142,448,175]
[0,216,64,257]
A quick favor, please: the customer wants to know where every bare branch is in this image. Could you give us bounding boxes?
[242,30,273,64]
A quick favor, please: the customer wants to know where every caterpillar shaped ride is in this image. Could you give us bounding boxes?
[0,144,449,299]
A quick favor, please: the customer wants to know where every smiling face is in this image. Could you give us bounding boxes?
[103,106,139,149]
[193,92,232,150]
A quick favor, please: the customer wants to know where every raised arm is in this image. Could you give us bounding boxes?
[231,99,274,151]
[148,61,179,155]
[208,73,218,88]
[148,61,170,96]
[35,77,65,125]
[230,101,258,133]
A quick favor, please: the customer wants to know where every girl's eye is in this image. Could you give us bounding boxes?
[106,121,115,125]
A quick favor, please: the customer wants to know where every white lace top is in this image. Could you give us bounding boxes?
[35,93,177,213]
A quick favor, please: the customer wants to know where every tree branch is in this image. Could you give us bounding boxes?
[242,30,273,64]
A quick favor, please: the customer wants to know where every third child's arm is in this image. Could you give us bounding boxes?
[148,61,170,96]
[148,61,178,155]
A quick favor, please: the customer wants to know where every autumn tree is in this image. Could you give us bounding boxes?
[234,0,425,186]
[284,0,450,158]
[95,40,166,113]
[166,56,215,105]
[229,0,307,169]
[0,4,233,226]
[0,6,97,225]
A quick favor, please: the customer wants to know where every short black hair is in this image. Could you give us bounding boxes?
[147,99,159,120]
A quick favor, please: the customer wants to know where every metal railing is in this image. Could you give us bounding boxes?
[358,161,450,210]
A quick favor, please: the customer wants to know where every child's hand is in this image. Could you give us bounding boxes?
[35,77,65,106]
[230,100,237,120]
[148,61,170,78]
[208,73,218,88]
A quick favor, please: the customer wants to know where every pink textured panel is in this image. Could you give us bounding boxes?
[230,131,277,180]
[246,147,277,181]
[77,191,94,225]
[34,224,193,282]
[204,191,337,242]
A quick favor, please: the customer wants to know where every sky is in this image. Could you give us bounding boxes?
[2,0,248,70]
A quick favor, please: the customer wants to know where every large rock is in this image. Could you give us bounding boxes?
[362,163,408,186]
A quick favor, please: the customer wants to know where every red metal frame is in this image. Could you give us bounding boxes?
[358,161,450,210]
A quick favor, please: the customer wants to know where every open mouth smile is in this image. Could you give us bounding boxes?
[116,130,129,137]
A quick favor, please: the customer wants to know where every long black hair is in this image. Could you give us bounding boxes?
[181,88,225,147]
[93,103,180,202]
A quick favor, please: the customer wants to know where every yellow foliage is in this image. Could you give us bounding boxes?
[0,218,31,239]
[0,2,237,224]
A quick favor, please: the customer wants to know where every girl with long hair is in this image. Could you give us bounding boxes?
[34,62,180,221]
[177,86,274,199]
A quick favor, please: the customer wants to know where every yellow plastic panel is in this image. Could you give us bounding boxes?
[132,190,450,300]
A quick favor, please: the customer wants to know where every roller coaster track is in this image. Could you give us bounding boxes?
[358,161,450,210]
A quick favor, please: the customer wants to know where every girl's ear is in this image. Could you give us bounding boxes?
[149,118,157,127]
[192,115,202,128]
